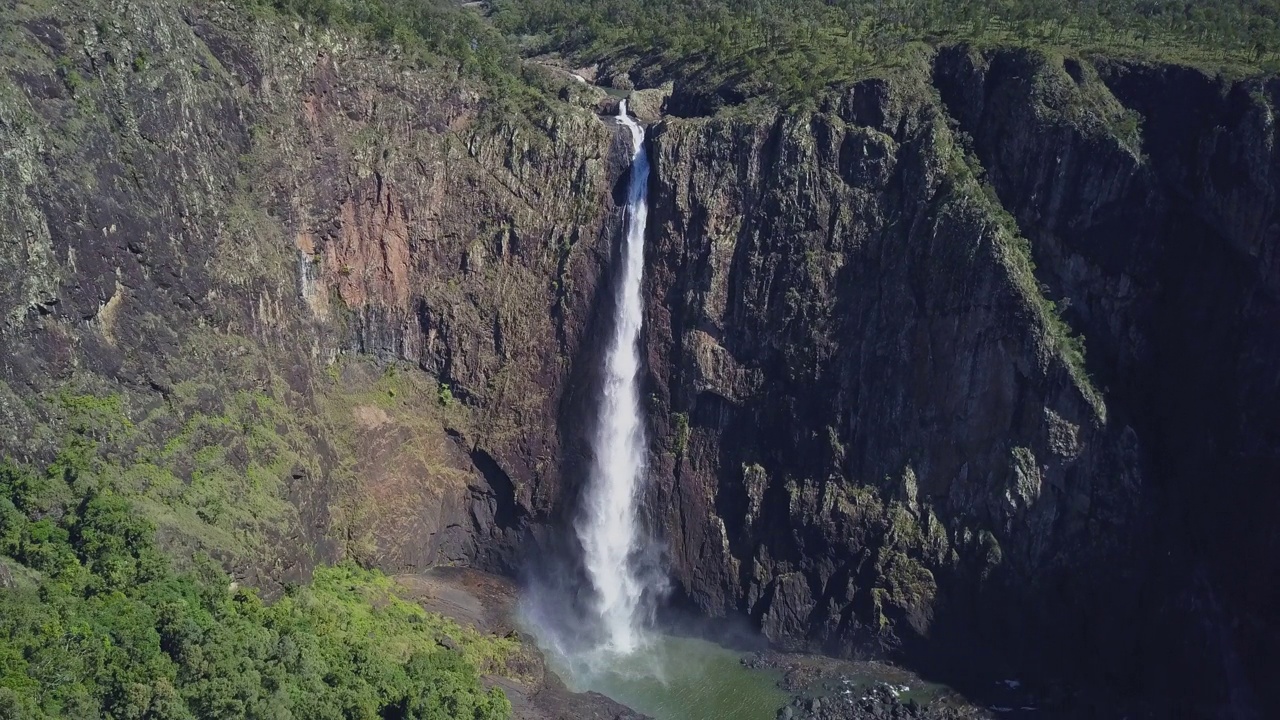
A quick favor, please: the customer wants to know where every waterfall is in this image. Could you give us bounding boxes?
[577,99,652,654]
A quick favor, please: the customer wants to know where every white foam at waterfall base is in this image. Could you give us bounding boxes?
[574,98,655,656]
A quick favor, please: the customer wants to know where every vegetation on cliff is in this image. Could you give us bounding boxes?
[495,0,1280,105]
[243,0,512,70]
[236,0,558,115]
[0,453,511,719]
[214,0,1280,113]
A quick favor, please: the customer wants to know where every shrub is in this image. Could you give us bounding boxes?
[672,412,689,456]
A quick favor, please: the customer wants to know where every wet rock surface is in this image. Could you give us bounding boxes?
[747,651,997,720]
[776,684,987,720]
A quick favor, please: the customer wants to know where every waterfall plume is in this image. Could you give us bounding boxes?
[575,98,654,654]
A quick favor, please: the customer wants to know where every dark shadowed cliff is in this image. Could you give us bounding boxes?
[642,50,1278,717]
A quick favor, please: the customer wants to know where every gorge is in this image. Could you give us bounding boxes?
[1,0,1278,718]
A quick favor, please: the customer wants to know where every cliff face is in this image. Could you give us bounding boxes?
[933,47,1280,713]
[641,72,1144,699]
[0,0,625,588]
[633,49,1277,715]
[2,1,1276,715]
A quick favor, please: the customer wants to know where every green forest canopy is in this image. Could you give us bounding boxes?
[493,0,1280,103]
[0,456,511,720]
[246,0,1280,107]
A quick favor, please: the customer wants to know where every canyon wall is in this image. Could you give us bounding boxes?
[642,69,1144,702]
[1,1,1276,715]
[636,49,1277,716]
[0,0,626,589]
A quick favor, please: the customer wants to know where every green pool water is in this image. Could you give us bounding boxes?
[549,634,790,720]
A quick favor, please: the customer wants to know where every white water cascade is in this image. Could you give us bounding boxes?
[577,99,653,654]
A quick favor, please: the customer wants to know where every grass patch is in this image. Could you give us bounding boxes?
[315,358,478,559]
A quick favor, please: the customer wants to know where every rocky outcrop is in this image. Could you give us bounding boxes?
[776,684,983,720]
